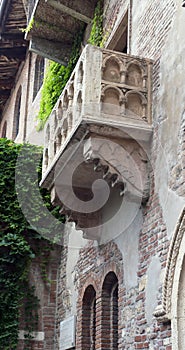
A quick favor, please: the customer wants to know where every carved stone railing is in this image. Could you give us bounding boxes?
[40,45,153,241]
[42,45,152,173]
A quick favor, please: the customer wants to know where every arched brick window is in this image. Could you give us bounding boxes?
[1,121,7,138]
[13,86,22,140]
[33,56,45,100]
[101,272,118,349]
[82,285,96,350]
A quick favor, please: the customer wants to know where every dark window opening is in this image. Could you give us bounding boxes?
[107,11,128,53]
[101,272,118,350]
[82,285,96,350]
[33,56,45,101]
[13,87,22,140]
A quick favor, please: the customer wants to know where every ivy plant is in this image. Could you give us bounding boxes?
[88,0,104,47]
[0,138,63,349]
[36,0,104,130]
[36,32,83,130]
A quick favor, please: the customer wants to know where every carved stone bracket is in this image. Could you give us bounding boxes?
[83,137,150,204]
[49,134,151,241]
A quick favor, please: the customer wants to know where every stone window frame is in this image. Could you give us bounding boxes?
[105,8,130,54]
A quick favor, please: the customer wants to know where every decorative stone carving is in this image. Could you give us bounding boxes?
[153,208,185,322]
[126,62,144,88]
[101,85,124,115]
[57,100,63,119]
[125,91,147,120]
[83,137,150,203]
[102,55,123,83]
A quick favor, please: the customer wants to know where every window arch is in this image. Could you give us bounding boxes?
[101,272,118,350]
[33,56,45,100]
[13,86,22,140]
[1,121,7,138]
[82,285,96,350]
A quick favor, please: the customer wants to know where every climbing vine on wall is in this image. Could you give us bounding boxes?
[0,138,63,349]
[36,32,84,130]
[88,0,104,47]
[36,0,104,130]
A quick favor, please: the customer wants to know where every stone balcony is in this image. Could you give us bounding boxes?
[25,0,98,63]
[40,45,153,241]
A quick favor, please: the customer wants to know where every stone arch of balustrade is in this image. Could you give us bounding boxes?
[62,118,68,140]
[77,90,82,103]
[43,148,49,169]
[126,59,146,76]
[45,123,50,145]
[63,90,69,110]
[125,60,147,88]
[53,127,62,153]
[76,90,82,115]
[125,90,147,104]
[57,100,63,120]
[101,85,125,115]
[125,90,147,120]
[101,85,124,104]
[77,61,84,84]
[102,54,124,83]
[68,81,74,98]
[53,110,58,131]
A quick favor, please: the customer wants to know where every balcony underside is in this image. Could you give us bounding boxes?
[40,120,152,241]
[26,0,98,64]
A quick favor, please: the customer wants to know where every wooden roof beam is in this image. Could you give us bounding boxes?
[0,47,27,59]
[0,78,14,89]
[0,90,11,97]
[0,33,26,42]
[0,0,12,33]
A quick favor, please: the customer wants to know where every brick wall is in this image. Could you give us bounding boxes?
[17,243,61,350]
[67,208,172,350]
[75,241,124,350]
[55,244,69,349]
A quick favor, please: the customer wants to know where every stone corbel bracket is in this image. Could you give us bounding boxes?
[83,136,150,204]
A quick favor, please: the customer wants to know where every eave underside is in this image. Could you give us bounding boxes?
[0,0,28,120]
